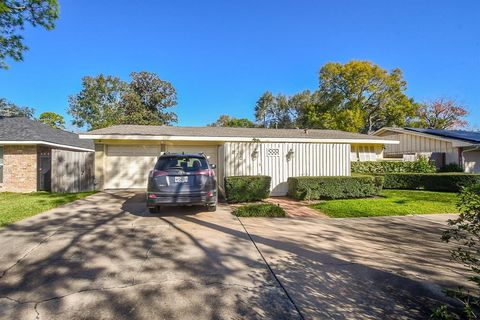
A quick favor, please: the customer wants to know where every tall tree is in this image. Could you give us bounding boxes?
[208,115,256,128]
[314,60,416,133]
[38,111,65,129]
[68,72,178,130]
[68,75,127,130]
[254,91,296,129]
[0,0,59,69]
[0,97,34,117]
[121,71,177,125]
[410,98,468,129]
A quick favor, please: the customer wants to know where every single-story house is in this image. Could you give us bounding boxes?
[0,117,95,193]
[79,125,398,196]
[373,127,480,172]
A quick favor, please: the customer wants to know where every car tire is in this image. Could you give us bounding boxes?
[207,205,217,212]
[148,207,158,214]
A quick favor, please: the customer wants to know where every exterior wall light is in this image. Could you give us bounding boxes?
[286,149,294,161]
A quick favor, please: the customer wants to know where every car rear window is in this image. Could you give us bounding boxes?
[155,156,209,172]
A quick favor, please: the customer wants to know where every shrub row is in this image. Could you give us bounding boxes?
[351,158,436,174]
[381,173,480,192]
[224,175,271,203]
[287,175,384,201]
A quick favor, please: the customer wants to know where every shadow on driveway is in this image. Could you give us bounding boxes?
[0,190,468,319]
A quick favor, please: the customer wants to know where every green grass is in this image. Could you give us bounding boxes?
[310,189,459,218]
[0,191,96,227]
[233,203,287,217]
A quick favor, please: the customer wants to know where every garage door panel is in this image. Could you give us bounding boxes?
[104,144,220,189]
[105,145,161,189]
[166,146,218,165]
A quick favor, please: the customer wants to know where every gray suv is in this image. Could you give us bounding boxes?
[146,153,217,213]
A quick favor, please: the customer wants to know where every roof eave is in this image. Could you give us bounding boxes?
[0,140,94,152]
[79,134,399,144]
[373,127,475,146]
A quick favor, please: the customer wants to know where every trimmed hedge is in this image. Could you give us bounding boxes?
[439,163,464,173]
[233,203,286,217]
[382,173,480,192]
[287,176,384,201]
[225,175,271,203]
[351,158,436,174]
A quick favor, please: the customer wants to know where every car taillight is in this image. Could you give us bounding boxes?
[197,169,214,177]
[148,193,157,199]
[151,170,168,177]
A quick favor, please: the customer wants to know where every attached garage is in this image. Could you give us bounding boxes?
[80,125,397,196]
[105,145,161,189]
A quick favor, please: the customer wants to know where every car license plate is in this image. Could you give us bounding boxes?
[174,176,188,183]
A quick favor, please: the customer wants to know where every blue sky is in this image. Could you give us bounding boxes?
[0,0,479,131]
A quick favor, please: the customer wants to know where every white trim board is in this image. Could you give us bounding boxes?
[0,141,94,152]
[79,134,399,145]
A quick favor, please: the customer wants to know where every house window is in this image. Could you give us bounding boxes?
[266,148,280,157]
[0,146,3,183]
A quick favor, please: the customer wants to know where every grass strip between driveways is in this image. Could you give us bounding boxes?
[310,189,459,218]
[233,203,287,217]
[0,191,97,227]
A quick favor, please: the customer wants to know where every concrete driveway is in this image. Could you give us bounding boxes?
[0,191,468,319]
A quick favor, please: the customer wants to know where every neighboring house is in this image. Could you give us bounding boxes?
[0,117,95,193]
[79,125,397,196]
[373,127,480,172]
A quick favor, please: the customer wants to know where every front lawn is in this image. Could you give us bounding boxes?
[233,203,287,217]
[0,191,96,227]
[310,189,459,218]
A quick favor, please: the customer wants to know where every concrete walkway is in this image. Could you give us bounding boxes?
[0,191,469,319]
[266,197,326,218]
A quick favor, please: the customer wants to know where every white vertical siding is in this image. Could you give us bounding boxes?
[377,131,455,156]
[224,142,350,196]
[351,144,383,161]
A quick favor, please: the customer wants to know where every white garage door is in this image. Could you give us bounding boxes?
[166,145,218,170]
[105,145,161,189]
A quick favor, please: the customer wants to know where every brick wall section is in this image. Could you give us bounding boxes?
[3,145,38,192]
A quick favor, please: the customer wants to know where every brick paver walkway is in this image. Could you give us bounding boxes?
[266,197,327,218]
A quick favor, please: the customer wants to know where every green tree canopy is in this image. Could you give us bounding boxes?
[0,97,34,117]
[68,72,178,130]
[0,0,59,69]
[314,60,416,133]
[254,91,297,128]
[208,115,256,128]
[38,111,65,129]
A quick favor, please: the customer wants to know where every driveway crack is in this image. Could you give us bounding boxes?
[0,229,60,280]
[236,216,305,320]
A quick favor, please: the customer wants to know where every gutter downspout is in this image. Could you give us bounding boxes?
[461,145,480,172]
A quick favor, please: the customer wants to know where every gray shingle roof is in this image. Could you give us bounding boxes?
[83,124,385,141]
[0,117,94,150]
[406,128,480,143]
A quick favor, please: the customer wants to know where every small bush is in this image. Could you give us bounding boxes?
[224,175,271,203]
[287,175,384,201]
[351,157,436,174]
[439,162,464,173]
[382,173,480,192]
[431,186,480,318]
[233,203,286,217]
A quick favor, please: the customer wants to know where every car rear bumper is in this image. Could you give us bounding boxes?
[146,192,217,207]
